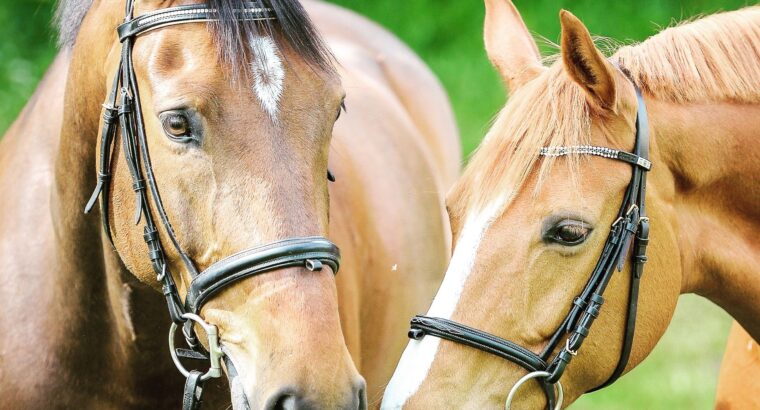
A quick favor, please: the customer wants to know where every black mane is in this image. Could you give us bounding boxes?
[55,0,93,48]
[55,0,334,73]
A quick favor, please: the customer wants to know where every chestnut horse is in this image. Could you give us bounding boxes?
[383,1,759,409]
[0,0,459,408]
[716,323,760,409]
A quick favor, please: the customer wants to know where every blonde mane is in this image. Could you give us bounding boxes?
[456,6,760,214]
[617,6,760,104]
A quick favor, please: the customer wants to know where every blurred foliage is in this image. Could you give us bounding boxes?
[0,0,57,133]
[576,294,730,409]
[0,0,743,408]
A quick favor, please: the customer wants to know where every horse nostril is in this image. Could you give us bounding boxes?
[355,379,368,410]
[265,388,302,410]
[263,381,365,410]
[357,388,367,410]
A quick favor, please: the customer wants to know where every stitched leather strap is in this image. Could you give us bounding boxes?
[185,236,340,313]
[409,316,556,408]
[183,371,205,410]
[410,316,548,371]
[593,78,651,389]
[176,348,209,361]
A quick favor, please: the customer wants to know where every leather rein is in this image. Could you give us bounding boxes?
[83,2,341,409]
[407,75,651,409]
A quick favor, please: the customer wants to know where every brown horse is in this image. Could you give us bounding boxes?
[383,1,759,408]
[0,0,459,408]
[716,323,760,409]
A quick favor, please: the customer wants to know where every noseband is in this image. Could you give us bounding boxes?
[83,2,341,409]
[408,76,651,409]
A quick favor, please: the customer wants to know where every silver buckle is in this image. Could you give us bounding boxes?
[565,339,578,356]
[156,262,167,282]
[612,204,640,228]
[625,204,639,217]
[168,313,224,381]
[611,216,624,228]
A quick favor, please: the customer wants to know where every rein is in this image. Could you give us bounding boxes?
[408,75,651,409]
[83,2,341,409]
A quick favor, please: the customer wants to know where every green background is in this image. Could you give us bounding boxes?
[0,0,745,408]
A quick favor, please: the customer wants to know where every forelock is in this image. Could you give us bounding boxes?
[54,0,335,77]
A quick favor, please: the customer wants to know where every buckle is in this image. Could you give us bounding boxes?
[625,204,639,217]
[156,262,167,281]
[611,216,624,228]
[102,104,118,123]
[565,339,578,356]
[612,204,640,229]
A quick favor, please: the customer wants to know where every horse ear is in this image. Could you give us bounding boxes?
[484,0,544,92]
[559,10,617,111]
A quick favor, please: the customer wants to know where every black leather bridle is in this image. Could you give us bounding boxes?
[407,74,651,409]
[83,2,341,409]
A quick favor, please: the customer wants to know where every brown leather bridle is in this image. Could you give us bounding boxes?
[84,2,340,408]
[408,71,651,409]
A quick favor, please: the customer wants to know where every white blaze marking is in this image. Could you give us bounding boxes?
[249,36,284,120]
[382,196,508,409]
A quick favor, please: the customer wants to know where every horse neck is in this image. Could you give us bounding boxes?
[50,4,181,402]
[651,99,760,340]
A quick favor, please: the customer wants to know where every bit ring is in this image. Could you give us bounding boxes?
[168,313,224,381]
[505,370,563,410]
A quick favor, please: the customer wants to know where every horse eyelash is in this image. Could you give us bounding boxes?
[336,101,347,121]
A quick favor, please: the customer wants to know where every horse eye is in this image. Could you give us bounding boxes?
[160,111,192,142]
[336,101,345,121]
[548,220,592,246]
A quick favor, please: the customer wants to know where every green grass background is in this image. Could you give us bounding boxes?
[0,0,745,408]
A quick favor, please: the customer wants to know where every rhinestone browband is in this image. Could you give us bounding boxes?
[540,145,651,170]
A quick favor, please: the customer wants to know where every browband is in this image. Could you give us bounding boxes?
[539,146,652,170]
[117,3,274,41]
